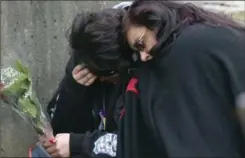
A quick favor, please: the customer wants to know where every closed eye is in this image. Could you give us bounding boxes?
[133,37,145,52]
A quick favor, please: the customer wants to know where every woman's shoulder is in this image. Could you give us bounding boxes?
[177,24,245,47]
[169,24,245,60]
[154,23,245,71]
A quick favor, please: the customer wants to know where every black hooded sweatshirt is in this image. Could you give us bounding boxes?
[117,24,245,158]
[46,3,136,157]
[46,52,132,157]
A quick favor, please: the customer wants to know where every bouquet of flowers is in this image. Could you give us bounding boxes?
[0,60,54,140]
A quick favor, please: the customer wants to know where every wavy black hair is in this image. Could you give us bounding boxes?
[123,1,245,54]
[67,9,133,76]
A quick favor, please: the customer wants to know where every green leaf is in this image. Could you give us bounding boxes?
[18,97,37,119]
[20,80,30,90]
[4,75,28,96]
[15,60,29,76]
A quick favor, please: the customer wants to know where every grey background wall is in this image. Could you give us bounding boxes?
[0,1,120,157]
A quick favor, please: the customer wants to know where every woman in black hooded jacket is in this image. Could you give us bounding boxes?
[117,1,245,158]
[42,7,135,158]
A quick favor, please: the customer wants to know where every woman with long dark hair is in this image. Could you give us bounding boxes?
[117,1,245,158]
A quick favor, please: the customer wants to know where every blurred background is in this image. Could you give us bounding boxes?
[0,1,244,157]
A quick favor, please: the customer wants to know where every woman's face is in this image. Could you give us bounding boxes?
[126,25,157,62]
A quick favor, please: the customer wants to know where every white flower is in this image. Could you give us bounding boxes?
[1,67,23,89]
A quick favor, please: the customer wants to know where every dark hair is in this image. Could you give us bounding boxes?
[67,9,133,75]
[123,1,245,50]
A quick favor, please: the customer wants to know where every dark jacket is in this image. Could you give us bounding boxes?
[117,24,245,158]
[46,4,136,157]
[47,53,130,157]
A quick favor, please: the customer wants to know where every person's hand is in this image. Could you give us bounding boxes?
[38,131,55,144]
[43,133,70,157]
[72,64,97,86]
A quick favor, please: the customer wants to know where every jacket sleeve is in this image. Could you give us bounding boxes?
[69,83,126,158]
[47,54,97,135]
[69,91,124,158]
[70,131,118,158]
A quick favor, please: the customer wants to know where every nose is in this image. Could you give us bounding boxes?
[140,51,152,62]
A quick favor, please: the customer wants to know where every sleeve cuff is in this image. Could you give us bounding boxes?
[70,133,85,155]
